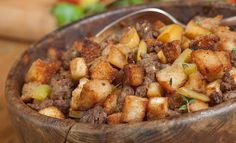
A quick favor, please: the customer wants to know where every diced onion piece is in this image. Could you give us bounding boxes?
[157,24,184,43]
[185,20,210,39]
[178,87,210,102]
[137,40,147,61]
[157,50,167,64]
[120,27,140,49]
[70,57,88,81]
[173,48,192,65]
[108,47,128,69]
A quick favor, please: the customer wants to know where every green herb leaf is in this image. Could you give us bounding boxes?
[52,2,85,27]
[189,98,195,104]
[232,48,236,53]
[179,104,187,111]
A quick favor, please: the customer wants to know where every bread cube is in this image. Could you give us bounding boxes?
[90,59,118,82]
[147,97,168,120]
[121,95,148,123]
[184,71,206,93]
[189,100,209,112]
[147,82,163,97]
[107,113,122,124]
[215,51,232,71]
[77,79,112,110]
[39,106,65,119]
[157,24,184,43]
[124,64,144,86]
[120,27,140,49]
[25,59,60,84]
[70,78,89,110]
[103,90,121,115]
[108,47,128,69]
[191,50,223,81]
[70,57,88,81]
[229,68,236,83]
[185,20,210,39]
[156,65,187,93]
[21,82,41,103]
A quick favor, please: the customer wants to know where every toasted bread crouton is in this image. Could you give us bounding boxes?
[191,50,223,81]
[147,82,163,97]
[39,106,65,119]
[229,68,236,83]
[108,47,128,69]
[107,113,122,124]
[189,100,209,112]
[157,24,184,43]
[147,97,168,120]
[162,40,182,63]
[121,95,148,123]
[120,27,140,49]
[197,16,222,31]
[21,82,41,103]
[213,26,236,52]
[25,59,60,84]
[80,39,101,63]
[70,57,88,81]
[185,20,210,39]
[70,78,89,110]
[90,59,118,82]
[124,64,144,86]
[103,90,121,115]
[215,51,232,71]
[156,65,187,93]
[206,80,222,95]
[184,72,206,93]
[77,79,112,110]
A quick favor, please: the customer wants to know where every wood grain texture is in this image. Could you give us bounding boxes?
[5,2,236,143]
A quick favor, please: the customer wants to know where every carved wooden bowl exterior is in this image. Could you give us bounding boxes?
[5,2,236,143]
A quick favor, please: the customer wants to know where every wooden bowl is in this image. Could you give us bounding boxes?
[5,2,236,143]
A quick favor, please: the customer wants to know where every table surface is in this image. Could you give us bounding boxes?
[0,38,31,143]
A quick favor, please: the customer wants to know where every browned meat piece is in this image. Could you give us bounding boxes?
[220,72,236,92]
[167,94,185,110]
[80,106,107,124]
[138,53,160,81]
[116,86,134,112]
[62,46,80,70]
[53,99,70,114]
[80,39,101,63]
[145,38,163,53]
[113,70,124,85]
[135,77,152,97]
[223,90,236,101]
[136,21,152,39]
[190,34,220,50]
[209,92,223,106]
[127,52,136,64]
[162,40,181,63]
[231,50,236,67]
[50,69,75,100]
[124,64,144,87]
[28,99,53,111]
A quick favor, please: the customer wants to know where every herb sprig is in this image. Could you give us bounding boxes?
[179,96,195,112]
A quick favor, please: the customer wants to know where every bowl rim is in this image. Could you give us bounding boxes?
[5,2,236,131]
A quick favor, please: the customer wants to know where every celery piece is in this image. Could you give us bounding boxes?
[32,85,51,101]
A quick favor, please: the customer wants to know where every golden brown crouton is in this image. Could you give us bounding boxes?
[21,82,41,103]
[70,57,88,81]
[185,20,210,39]
[107,113,122,124]
[38,106,65,119]
[147,82,163,97]
[70,78,89,110]
[215,51,232,71]
[25,59,60,84]
[206,80,222,96]
[157,24,184,43]
[147,97,168,120]
[156,65,187,93]
[197,16,222,31]
[108,47,128,69]
[123,64,144,87]
[120,27,140,50]
[189,100,209,112]
[162,40,182,63]
[77,79,112,110]
[90,59,118,83]
[184,72,206,93]
[80,39,101,63]
[103,90,121,115]
[121,95,148,123]
[191,50,223,81]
